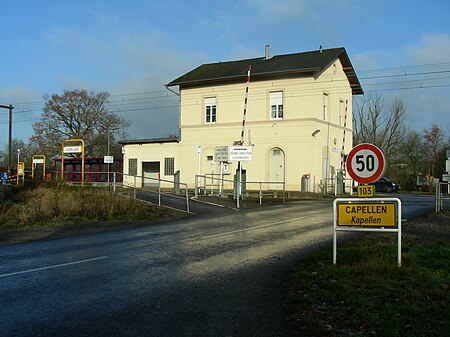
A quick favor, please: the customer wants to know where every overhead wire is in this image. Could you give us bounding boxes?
[0,61,449,129]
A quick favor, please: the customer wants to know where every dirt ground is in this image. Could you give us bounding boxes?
[400,210,450,242]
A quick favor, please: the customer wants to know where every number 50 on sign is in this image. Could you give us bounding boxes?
[346,143,386,184]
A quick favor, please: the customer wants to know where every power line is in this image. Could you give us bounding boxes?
[0,61,449,132]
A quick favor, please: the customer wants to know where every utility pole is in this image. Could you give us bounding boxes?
[0,104,14,174]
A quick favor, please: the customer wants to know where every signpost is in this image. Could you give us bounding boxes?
[32,154,46,179]
[61,139,85,186]
[334,143,402,266]
[214,145,253,207]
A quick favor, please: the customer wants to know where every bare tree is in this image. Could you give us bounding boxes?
[0,138,37,171]
[423,124,446,177]
[30,90,130,159]
[353,92,407,162]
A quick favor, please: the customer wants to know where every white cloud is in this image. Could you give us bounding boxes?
[403,34,450,64]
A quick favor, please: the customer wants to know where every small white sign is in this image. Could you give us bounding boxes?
[443,174,450,182]
[104,156,114,164]
[63,146,82,153]
[214,146,229,162]
[33,158,44,164]
[229,146,253,161]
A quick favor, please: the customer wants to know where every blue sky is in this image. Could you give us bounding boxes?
[1,0,449,150]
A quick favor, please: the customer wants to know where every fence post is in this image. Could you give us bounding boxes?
[133,175,137,199]
[158,177,161,206]
[185,185,190,213]
[203,175,207,196]
[113,172,116,193]
[259,182,262,205]
[194,175,198,198]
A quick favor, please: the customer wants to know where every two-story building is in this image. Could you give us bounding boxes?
[121,46,363,192]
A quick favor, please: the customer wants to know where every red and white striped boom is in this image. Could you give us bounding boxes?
[239,65,252,145]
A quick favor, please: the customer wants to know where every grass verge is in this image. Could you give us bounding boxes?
[286,220,450,337]
[0,183,162,229]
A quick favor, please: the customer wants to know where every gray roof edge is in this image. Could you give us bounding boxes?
[120,137,180,145]
[166,67,321,87]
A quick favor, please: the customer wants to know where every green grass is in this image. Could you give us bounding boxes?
[0,182,160,229]
[286,237,450,337]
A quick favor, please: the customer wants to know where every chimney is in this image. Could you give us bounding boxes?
[265,44,270,59]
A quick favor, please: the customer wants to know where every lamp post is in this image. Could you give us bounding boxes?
[0,104,14,175]
[16,149,20,184]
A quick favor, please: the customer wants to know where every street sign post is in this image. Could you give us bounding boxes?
[335,144,402,266]
[333,197,402,266]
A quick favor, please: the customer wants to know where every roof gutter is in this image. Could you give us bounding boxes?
[164,84,180,96]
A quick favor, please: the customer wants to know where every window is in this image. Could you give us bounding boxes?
[129,158,137,176]
[339,99,345,126]
[164,157,175,176]
[270,92,283,119]
[205,97,216,124]
[323,93,329,120]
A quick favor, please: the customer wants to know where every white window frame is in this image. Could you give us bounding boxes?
[164,157,175,176]
[205,97,216,124]
[128,158,137,176]
[270,91,283,120]
[339,99,345,126]
[323,93,329,120]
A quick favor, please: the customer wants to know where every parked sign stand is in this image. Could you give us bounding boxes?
[334,143,403,266]
[333,197,402,266]
[214,145,253,205]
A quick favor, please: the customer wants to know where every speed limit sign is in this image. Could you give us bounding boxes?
[346,143,386,184]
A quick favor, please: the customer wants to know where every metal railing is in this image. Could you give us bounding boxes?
[194,174,286,207]
[33,170,191,213]
[116,172,190,213]
[435,182,450,211]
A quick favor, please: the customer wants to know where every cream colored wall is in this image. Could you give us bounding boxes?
[123,59,354,192]
[122,142,181,188]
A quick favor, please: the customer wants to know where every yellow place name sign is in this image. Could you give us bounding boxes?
[357,185,374,197]
[338,203,396,227]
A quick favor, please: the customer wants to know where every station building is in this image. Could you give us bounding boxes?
[120,47,363,192]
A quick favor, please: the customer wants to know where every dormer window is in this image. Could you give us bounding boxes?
[270,91,283,119]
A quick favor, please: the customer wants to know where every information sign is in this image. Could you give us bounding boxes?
[346,143,386,184]
[357,185,374,198]
[214,146,229,162]
[337,202,396,227]
[63,146,82,153]
[333,197,402,266]
[229,146,253,161]
[104,156,114,164]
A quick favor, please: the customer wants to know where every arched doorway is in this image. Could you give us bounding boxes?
[268,147,285,190]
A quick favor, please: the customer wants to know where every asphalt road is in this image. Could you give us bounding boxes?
[0,193,437,336]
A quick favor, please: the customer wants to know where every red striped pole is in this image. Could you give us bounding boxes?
[340,99,348,175]
[240,65,252,145]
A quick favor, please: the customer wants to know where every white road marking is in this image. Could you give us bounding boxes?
[0,256,109,278]
[202,215,315,239]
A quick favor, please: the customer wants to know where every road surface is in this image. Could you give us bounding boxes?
[0,193,436,336]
